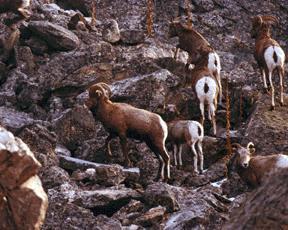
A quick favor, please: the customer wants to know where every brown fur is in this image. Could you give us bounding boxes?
[168,20,214,65]
[86,83,170,181]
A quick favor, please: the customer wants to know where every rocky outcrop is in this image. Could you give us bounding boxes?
[28,21,80,51]
[0,126,48,230]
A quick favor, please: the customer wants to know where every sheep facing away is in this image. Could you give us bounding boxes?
[251,15,285,110]
[85,82,171,181]
[166,120,204,174]
[228,142,288,188]
[189,48,219,136]
[168,18,222,106]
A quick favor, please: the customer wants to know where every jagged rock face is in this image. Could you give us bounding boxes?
[224,168,288,229]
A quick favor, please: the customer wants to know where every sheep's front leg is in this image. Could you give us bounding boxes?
[105,134,115,156]
[197,141,204,174]
[174,46,180,60]
[120,136,131,167]
[178,144,183,169]
[199,101,205,127]
[173,144,178,166]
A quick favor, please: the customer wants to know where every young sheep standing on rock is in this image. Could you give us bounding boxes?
[167,119,204,174]
[251,15,285,110]
[85,83,171,181]
[168,18,222,106]
[188,47,219,136]
[228,142,288,188]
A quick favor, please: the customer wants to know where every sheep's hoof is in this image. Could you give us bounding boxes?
[270,105,275,111]
[193,170,199,176]
[280,102,284,107]
[263,88,269,94]
[199,170,203,175]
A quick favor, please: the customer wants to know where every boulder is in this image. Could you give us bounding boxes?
[0,126,48,230]
[224,168,288,229]
[134,206,167,227]
[52,105,96,151]
[102,19,121,44]
[28,21,80,51]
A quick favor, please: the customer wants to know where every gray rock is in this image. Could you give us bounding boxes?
[28,21,80,51]
[52,105,96,151]
[120,29,145,45]
[102,19,121,44]
[144,182,180,212]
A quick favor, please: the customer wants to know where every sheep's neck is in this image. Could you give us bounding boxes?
[255,27,271,42]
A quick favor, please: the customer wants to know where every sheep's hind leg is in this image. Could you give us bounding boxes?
[268,71,275,110]
[191,141,199,175]
[197,140,204,174]
[279,67,284,106]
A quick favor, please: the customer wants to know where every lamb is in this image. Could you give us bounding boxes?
[251,15,285,110]
[168,18,222,105]
[0,0,31,25]
[228,142,288,188]
[167,120,204,174]
[85,82,171,181]
[189,47,219,136]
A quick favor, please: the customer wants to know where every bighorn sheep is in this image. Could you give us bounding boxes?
[228,142,288,187]
[167,120,204,174]
[85,83,171,181]
[189,48,219,136]
[0,0,31,25]
[251,15,285,110]
[168,18,222,105]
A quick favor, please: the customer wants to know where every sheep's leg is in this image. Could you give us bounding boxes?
[174,46,180,60]
[216,72,223,106]
[105,134,115,156]
[209,101,217,136]
[279,67,284,106]
[191,142,199,174]
[268,71,275,110]
[197,140,204,174]
[120,136,131,167]
[173,144,178,166]
[262,69,268,92]
[199,101,205,126]
[178,144,183,167]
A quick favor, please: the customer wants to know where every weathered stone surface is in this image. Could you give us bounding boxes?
[224,168,288,229]
[28,21,80,51]
[102,19,121,44]
[52,105,96,151]
[135,206,167,227]
[0,126,48,230]
[120,29,145,45]
[73,185,141,209]
[25,36,49,55]
[59,154,140,186]
[144,182,180,212]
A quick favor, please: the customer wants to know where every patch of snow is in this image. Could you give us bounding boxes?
[210,178,227,188]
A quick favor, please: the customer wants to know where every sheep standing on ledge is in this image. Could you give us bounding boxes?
[189,48,219,136]
[228,142,288,188]
[167,120,204,174]
[251,15,285,110]
[85,83,171,181]
[168,18,222,106]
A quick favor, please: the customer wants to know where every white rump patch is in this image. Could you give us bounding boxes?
[208,52,221,74]
[276,155,288,168]
[264,46,285,71]
[195,76,217,103]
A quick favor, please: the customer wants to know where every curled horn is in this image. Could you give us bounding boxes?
[247,142,255,154]
[261,15,279,25]
[88,84,106,97]
[97,82,112,98]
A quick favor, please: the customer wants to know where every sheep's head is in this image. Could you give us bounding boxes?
[168,20,181,38]
[85,83,111,109]
[231,142,255,168]
[251,15,278,38]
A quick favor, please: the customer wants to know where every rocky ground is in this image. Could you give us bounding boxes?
[0,0,287,229]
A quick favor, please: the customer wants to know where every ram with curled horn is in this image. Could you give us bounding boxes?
[85,82,171,182]
[251,15,285,110]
